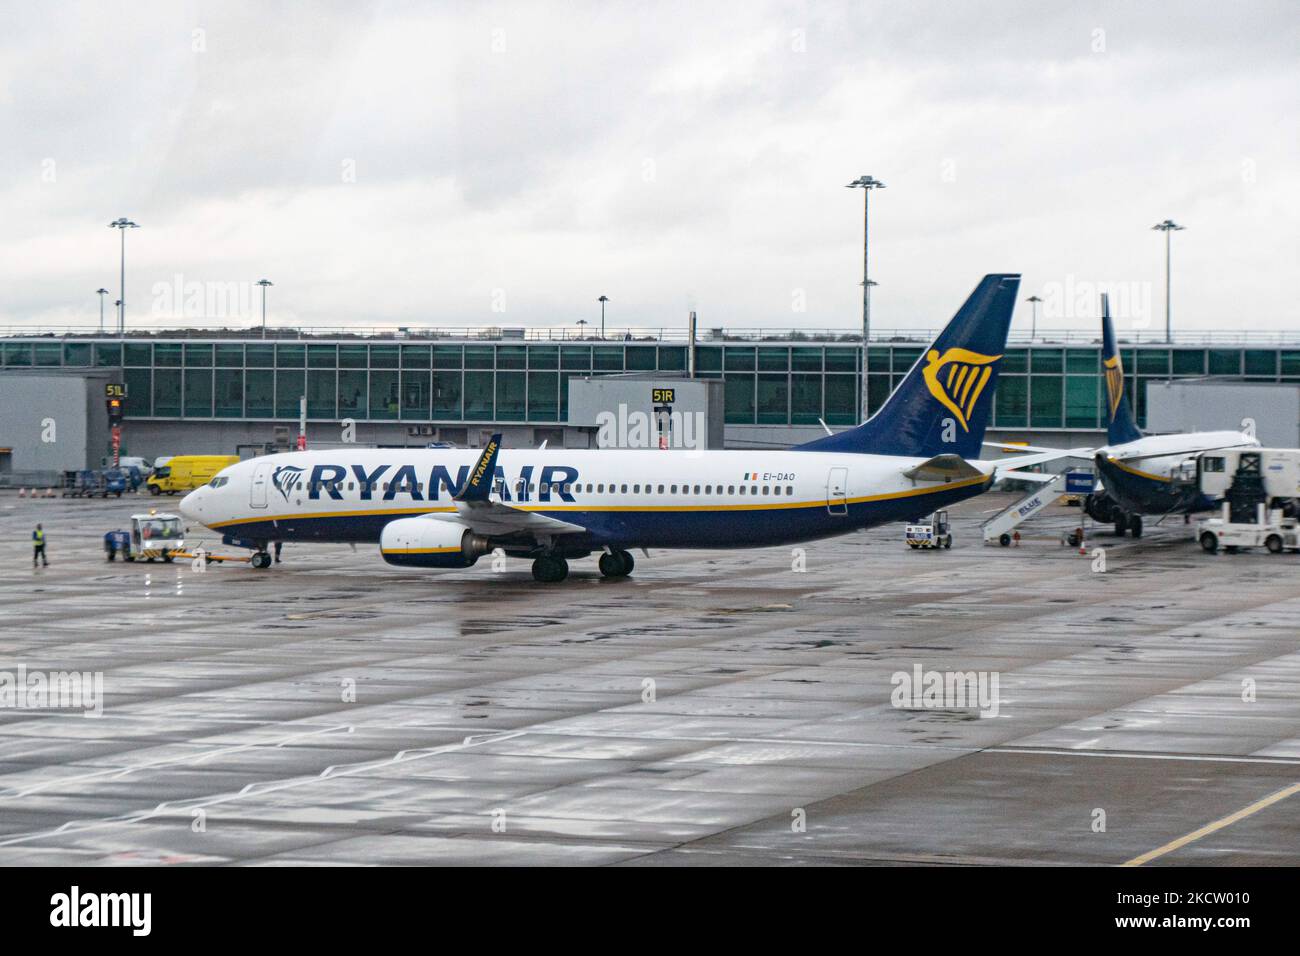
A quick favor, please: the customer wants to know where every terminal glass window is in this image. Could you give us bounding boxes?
[308,370,336,418]
[64,342,92,366]
[400,371,430,419]
[758,349,789,372]
[1030,376,1063,428]
[1064,376,1100,428]
[339,344,368,368]
[215,369,243,417]
[791,374,822,424]
[463,370,494,418]
[245,344,274,367]
[153,368,182,416]
[592,346,623,371]
[369,370,398,419]
[694,347,721,374]
[825,348,858,373]
[370,344,399,369]
[757,374,789,424]
[496,372,526,421]
[529,346,558,370]
[276,369,306,417]
[1244,350,1277,377]
[1030,349,1062,374]
[124,368,150,415]
[724,348,756,372]
[401,345,431,369]
[34,343,62,366]
[1065,349,1096,374]
[433,345,462,369]
[824,375,856,426]
[184,369,213,416]
[308,345,337,368]
[245,369,273,417]
[724,374,755,423]
[527,371,558,421]
[215,344,244,367]
[338,369,367,417]
[792,348,823,372]
[154,343,182,367]
[625,347,656,371]
[3,343,32,366]
[124,343,151,366]
[1208,350,1241,376]
[561,346,591,370]
[658,346,686,371]
[184,344,213,367]
[994,376,1027,427]
[95,343,122,367]
[464,346,494,370]
[497,346,527,370]
[1136,350,1169,376]
[1172,350,1205,375]
[432,371,462,419]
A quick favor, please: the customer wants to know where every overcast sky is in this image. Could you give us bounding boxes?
[2,0,1296,336]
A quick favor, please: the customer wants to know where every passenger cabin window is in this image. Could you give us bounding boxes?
[786,485,794,495]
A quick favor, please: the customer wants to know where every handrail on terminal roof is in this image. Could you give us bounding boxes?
[0,325,1298,346]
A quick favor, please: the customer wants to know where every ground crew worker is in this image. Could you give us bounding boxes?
[33,524,49,568]
[274,540,283,563]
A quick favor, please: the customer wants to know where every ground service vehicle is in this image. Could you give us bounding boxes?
[1196,448,1300,555]
[123,512,185,561]
[906,510,952,549]
[147,455,240,495]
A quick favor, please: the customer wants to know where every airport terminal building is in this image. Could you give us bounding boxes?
[2,329,1299,477]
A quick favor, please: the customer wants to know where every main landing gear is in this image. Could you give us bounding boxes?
[1113,513,1143,538]
[598,549,635,579]
[251,550,273,569]
[531,555,569,583]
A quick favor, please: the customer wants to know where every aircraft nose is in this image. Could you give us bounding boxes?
[179,487,204,522]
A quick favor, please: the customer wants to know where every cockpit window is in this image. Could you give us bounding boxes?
[209,476,228,488]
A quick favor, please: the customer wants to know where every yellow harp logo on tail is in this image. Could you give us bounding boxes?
[1103,354,1125,419]
[922,348,1001,432]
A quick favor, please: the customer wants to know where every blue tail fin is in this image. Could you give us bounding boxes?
[795,274,1020,458]
[1100,293,1142,445]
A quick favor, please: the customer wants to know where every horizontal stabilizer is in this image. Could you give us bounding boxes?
[998,470,1061,484]
[902,454,986,482]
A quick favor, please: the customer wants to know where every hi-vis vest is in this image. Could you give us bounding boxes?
[33,530,44,545]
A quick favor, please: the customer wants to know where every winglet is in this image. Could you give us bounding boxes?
[455,433,502,501]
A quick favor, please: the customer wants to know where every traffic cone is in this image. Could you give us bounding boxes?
[17,488,25,498]
[46,487,56,498]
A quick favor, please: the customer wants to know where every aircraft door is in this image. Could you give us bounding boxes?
[250,462,272,509]
[827,466,848,516]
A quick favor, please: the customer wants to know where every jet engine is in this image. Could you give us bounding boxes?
[380,517,492,568]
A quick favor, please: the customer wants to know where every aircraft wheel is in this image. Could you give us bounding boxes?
[943,535,953,549]
[908,543,919,549]
[598,552,622,577]
[251,551,272,569]
[1266,535,1283,554]
[1114,514,1129,536]
[532,555,568,583]
[148,485,160,496]
[1199,532,1218,553]
[998,533,1011,547]
[1130,515,1143,539]
[616,549,634,575]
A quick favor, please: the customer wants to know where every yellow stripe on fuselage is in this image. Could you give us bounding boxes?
[208,474,990,529]
[1105,457,1172,483]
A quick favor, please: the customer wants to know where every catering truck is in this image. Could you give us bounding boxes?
[1195,448,1300,554]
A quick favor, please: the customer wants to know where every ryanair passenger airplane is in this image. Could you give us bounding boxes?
[1083,293,1258,537]
[182,274,1058,581]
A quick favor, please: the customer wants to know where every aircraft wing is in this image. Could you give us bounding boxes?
[984,448,1093,472]
[982,440,1093,456]
[445,433,587,536]
[1106,441,1256,464]
[998,470,1061,484]
[442,499,587,535]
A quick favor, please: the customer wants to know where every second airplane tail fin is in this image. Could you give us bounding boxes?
[1101,293,1143,445]
[795,274,1020,459]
